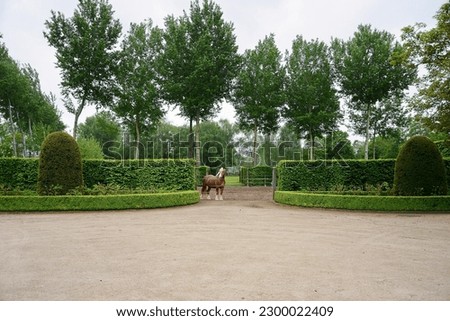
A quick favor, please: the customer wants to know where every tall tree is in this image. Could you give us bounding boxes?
[44,0,122,138]
[159,0,239,164]
[401,2,450,137]
[114,20,164,159]
[332,24,416,159]
[0,40,64,156]
[232,34,285,165]
[284,36,340,160]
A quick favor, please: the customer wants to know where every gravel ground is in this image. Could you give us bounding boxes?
[1,187,449,300]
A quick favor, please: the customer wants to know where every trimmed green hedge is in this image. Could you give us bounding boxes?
[239,166,273,186]
[274,191,450,212]
[0,158,196,191]
[0,158,38,190]
[277,159,450,191]
[195,166,209,186]
[0,191,199,212]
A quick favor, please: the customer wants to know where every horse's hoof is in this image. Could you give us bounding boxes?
[219,197,223,201]
[207,195,211,200]
[215,196,219,200]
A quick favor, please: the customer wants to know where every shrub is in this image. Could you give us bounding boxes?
[394,136,447,196]
[274,191,450,211]
[37,132,83,195]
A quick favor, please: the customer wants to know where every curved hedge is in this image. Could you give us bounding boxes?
[0,191,199,212]
[274,191,450,212]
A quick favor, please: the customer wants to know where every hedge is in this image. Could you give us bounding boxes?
[195,166,209,186]
[274,191,450,212]
[0,158,196,191]
[0,191,199,212]
[239,165,273,186]
[277,159,450,191]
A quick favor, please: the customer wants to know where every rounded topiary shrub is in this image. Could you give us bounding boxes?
[393,136,447,196]
[38,131,83,195]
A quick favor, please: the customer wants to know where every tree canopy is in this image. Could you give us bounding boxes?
[402,1,450,137]
[44,0,122,138]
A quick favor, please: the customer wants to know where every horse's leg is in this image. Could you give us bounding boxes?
[219,187,224,200]
[215,187,219,200]
[207,186,211,199]
[200,182,206,199]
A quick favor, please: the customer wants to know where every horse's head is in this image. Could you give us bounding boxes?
[216,167,226,178]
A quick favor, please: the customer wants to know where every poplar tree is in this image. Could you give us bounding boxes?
[284,36,340,160]
[232,34,285,165]
[44,0,122,138]
[332,25,415,159]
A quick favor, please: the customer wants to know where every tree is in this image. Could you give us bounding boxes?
[401,2,450,137]
[159,0,239,164]
[284,36,340,160]
[114,20,164,159]
[349,91,410,159]
[0,40,64,156]
[232,34,285,165]
[78,111,121,158]
[332,24,416,159]
[44,0,122,138]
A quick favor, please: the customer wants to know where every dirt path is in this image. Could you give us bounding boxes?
[1,187,449,300]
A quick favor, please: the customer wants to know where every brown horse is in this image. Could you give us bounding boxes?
[200,167,226,200]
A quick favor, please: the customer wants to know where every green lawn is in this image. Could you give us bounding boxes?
[226,176,243,186]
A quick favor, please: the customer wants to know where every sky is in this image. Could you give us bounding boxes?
[0,0,446,133]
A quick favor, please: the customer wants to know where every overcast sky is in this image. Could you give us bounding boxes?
[0,0,446,132]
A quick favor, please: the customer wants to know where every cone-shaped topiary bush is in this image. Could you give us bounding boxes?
[38,131,83,195]
[394,136,447,196]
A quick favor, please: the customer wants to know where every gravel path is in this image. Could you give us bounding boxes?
[1,187,449,300]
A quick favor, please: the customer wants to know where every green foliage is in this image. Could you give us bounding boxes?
[332,24,416,159]
[284,36,340,160]
[401,2,450,136]
[1,158,196,193]
[78,111,121,158]
[232,34,285,164]
[0,191,199,212]
[44,0,122,137]
[114,20,164,158]
[274,191,450,212]
[77,137,104,159]
[38,132,83,195]
[195,166,209,186]
[277,159,397,191]
[394,136,447,196]
[82,159,196,191]
[239,166,273,186]
[0,158,38,190]
[159,0,239,160]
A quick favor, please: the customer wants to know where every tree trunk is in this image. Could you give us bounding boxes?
[188,117,194,159]
[309,131,314,161]
[253,125,258,166]
[195,115,201,166]
[8,100,17,157]
[134,118,140,159]
[72,97,86,139]
[364,104,371,160]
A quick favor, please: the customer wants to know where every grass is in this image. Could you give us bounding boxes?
[225,176,243,186]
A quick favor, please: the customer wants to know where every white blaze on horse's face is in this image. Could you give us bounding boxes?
[216,167,225,178]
